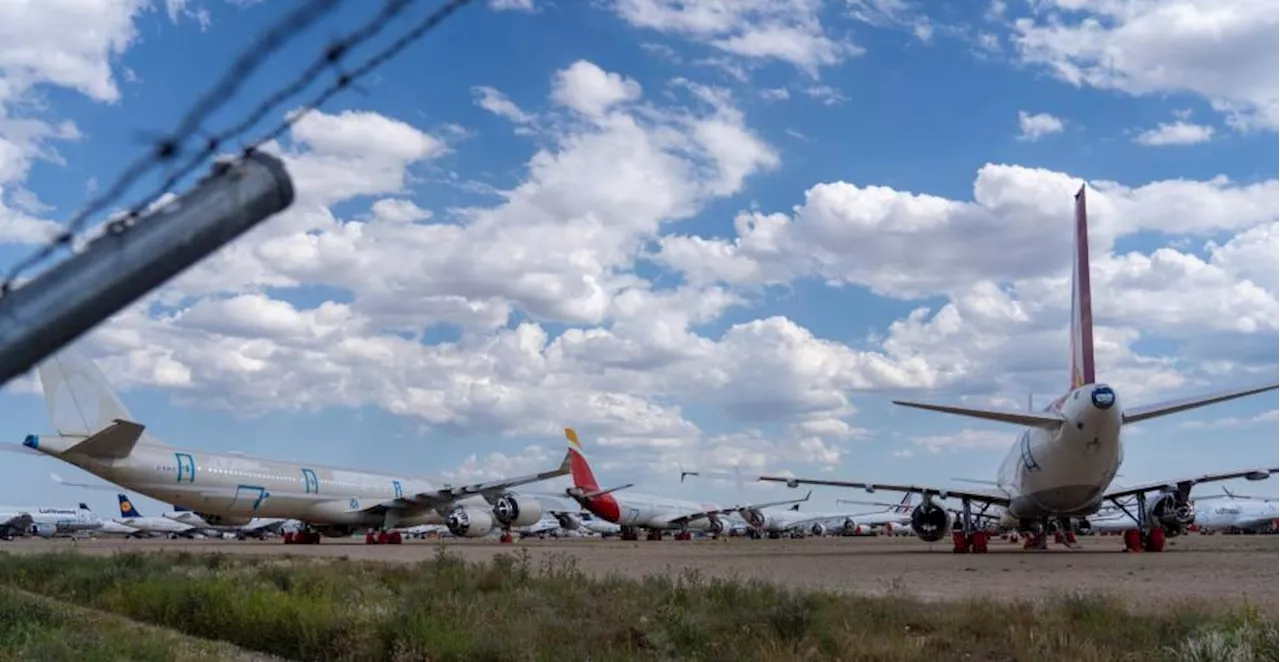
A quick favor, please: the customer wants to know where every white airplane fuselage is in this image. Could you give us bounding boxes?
[608,492,719,532]
[25,435,484,531]
[1195,500,1279,532]
[994,384,1123,521]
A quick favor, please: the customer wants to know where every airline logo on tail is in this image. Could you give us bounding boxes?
[117,494,140,518]
[565,427,599,491]
[894,493,914,514]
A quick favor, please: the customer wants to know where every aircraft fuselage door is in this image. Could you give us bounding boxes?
[175,453,196,483]
[231,485,269,515]
[301,468,319,494]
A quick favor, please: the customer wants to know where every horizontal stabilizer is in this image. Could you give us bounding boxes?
[892,399,1064,429]
[64,420,146,459]
[1121,383,1279,425]
[577,484,633,499]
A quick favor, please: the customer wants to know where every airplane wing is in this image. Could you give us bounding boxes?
[684,470,1013,507]
[1102,467,1279,502]
[663,491,814,527]
[358,451,573,515]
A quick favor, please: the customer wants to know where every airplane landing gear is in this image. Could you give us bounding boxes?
[500,530,514,544]
[1113,492,1167,553]
[364,530,403,545]
[620,526,639,541]
[674,531,693,541]
[284,530,322,544]
[951,497,991,553]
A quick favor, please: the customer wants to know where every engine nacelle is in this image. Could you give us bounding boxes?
[708,517,728,536]
[910,503,952,543]
[492,493,542,528]
[808,523,826,537]
[447,507,495,538]
[1148,493,1194,535]
[741,508,769,530]
[197,512,252,526]
[1075,517,1092,534]
[31,522,57,538]
[551,511,582,531]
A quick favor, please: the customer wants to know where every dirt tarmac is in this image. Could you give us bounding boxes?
[3,533,1275,612]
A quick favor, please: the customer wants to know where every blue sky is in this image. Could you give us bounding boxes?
[0,0,1276,515]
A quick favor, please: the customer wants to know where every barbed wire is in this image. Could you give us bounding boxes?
[1,0,476,295]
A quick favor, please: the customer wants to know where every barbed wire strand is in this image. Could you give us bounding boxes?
[1,0,476,295]
[0,0,347,295]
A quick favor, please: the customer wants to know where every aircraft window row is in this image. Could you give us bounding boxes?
[152,464,391,492]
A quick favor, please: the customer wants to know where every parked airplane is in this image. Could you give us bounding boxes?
[0,502,102,539]
[19,346,572,545]
[558,427,811,541]
[1192,497,1278,534]
[114,494,199,538]
[163,506,289,540]
[741,493,917,538]
[683,185,1278,554]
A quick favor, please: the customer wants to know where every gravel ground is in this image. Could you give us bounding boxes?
[4,533,1275,612]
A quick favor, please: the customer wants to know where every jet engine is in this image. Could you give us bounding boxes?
[552,512,582,531]
[492,493,542,528]
[808,523,826,537]
[197,513,252,526]
[708,518,727,536]
[910,503,952,542]
[1074,517,1092,534]
[741,508,770,530]
[447,507,495,538]
[31,522,57,538]
[1148,493,1194,535]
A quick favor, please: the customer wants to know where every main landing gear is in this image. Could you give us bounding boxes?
[620,526,640,541]
[1112,492,1166,552]
[951,497,990,554]
[1019,517,1076,550]
[364,530,403,545]
[283,529,322,544]
[500,529,514,544]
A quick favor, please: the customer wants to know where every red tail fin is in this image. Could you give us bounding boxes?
[564,428,600,491]
[1069,185,1096,390]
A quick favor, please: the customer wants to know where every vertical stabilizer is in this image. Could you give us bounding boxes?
[36,347,164,446]
[1069,185,1096,390]
[564,428,600,491]
[117,494,142,518]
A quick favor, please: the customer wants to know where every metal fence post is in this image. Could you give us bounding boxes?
[0,151,295,386]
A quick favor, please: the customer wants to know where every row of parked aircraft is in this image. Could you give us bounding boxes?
[6,186,1277,552]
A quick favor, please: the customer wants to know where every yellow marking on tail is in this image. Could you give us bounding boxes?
[564,427,582,451]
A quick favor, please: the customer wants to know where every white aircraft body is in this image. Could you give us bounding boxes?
[164,508,288,540]
[113,493,199,538]
[0,503,102,539]
[748,494,917,537]
[687,186,1278,554]
[1192,498,1278,533]
[20,347,571,545]
[578,511,622,537]
[557,428,811,541]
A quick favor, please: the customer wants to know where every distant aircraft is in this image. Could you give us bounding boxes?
[684,185,1278,554]
[163,507,289,540]
[742,493,917,538]
[19,346,571,545]
[558,428,810,541]
[114,494,198,538]
[1192,497,1279,534]
[0,502,102,540]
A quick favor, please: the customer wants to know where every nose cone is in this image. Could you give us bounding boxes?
[1090,385,1116,410]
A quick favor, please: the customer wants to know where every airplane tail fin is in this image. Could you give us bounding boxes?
[35,346,165,448]
[895,492,914,514]
[79,503,91,511]
[117,493,142,518]
[564,428,601,492]
[1069,185,1096,390]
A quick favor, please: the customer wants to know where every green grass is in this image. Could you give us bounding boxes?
[0,546,1273,662]
[0,584,278,661]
